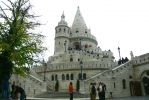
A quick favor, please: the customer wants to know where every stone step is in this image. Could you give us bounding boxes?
[35,92,89,98]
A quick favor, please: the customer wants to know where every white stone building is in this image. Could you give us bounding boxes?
[11,7,149,98]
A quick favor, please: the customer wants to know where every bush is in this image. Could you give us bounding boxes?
[55,80,59,92]
[76,80,80,92]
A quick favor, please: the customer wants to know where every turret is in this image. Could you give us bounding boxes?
[54,12,70,55]
[70,7,98,51]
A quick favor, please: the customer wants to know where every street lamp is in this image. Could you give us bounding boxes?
[43,59,47,81]
[80,60,83,80]
[64,40,67,52]
[118,47,121,60]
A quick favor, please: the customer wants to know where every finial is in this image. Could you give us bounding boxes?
[77,6,79,9]
[61,11,65,20]
[58,11,67,25]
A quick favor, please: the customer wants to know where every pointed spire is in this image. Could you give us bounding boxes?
[61,11,65,20]
[58,11,67,26]
[71,7,87,34]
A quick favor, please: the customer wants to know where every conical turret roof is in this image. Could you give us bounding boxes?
[71,7,88,34]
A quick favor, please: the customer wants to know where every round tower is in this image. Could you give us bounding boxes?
[70,7,98,51]
[54,12,70,55]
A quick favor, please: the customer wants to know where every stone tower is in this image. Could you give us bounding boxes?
[70,7,98,52]
[54,12,70,55]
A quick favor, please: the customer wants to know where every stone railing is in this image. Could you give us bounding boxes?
[70,33,96,41]
[132,53,149,67]
[85,60,132,81]
[34,61,115,73]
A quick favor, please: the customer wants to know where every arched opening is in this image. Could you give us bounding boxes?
[129,81,142,96]
[83,73,86,80]
[122,79,126,89]
[66,74,69,80]
[70,74,74,80]
[51,75,54,81]
[62,74,65,80]
[73,42,81,50]
[141,70,149,95]
[142,77,149,95]
[70,58,73,62]
[114,82,116,88]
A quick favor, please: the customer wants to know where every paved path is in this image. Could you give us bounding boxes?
[27,96,149,100]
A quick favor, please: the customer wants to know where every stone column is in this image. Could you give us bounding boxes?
[80,80,85,94]
[41,82,47,92]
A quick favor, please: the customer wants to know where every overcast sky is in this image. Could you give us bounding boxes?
[29,0,149,61]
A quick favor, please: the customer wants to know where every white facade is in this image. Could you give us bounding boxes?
[11,7,149,98]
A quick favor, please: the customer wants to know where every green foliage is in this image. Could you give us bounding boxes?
[55,80,59,92]
[76,79,80,92]
[0,0,46,78]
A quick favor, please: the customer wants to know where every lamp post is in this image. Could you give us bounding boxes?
[80,60,83,80]
[118,47,121,60]
[43,59,47,81]
[64,40,67,52]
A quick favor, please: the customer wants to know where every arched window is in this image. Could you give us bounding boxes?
[64,28,66,32]
[59,28,61,32]
[76,28,79,33]
[55,75,58,81]
[70,58,73,62]
[85,44,88,48]
[70,74,74,80]
[114,82,116,88]
[85,31,87,33]
[51,75,54,81]
[66,74,69,80]
[83,73,86,80]
[122,79,126,89]
[62,74,65,80]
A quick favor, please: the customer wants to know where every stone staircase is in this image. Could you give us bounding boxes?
[29,68,54,91]
[85,60,132,81]
[34,92,89,98]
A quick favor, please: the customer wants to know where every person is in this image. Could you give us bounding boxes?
[68,82,73,100]
[11,81,16,99]
[2,80,9,98]
[11,85,18,100]
[17,86,26,100]
[101,82,106,100]
[91,83,96,100]
[11,85,26,100]
[89,83,92,100]
[97,82,102,100]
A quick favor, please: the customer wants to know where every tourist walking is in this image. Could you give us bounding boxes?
[97,82,102,100]
[97,82,106,100]
[11,81,17,100]
[17,86,26,100]
[90,83,96,100]
[89,83,92,100]
[102,83,106,100]
[11,84,26,100]
[68,82,73,100]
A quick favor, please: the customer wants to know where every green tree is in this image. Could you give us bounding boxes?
[55,80,59,92]
[76,79,80,92]
[0,0,46,98]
